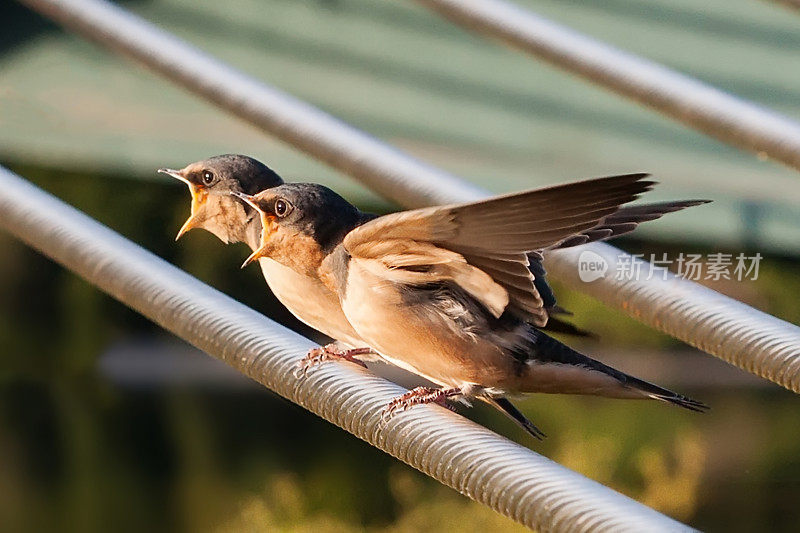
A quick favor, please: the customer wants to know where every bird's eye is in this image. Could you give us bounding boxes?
[201,170,215,185]
[274,198,292,217]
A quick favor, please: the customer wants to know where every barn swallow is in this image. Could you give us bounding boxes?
[158,155,373,367]
[234,176,709,439]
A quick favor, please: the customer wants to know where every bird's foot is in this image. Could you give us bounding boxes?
[295,343,371,378]
[381,386,461,423]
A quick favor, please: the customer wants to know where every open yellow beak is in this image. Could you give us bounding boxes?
[233,191,275,268]
[159,168,208,240]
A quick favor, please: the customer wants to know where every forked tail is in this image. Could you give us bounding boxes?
[523,330,709,412]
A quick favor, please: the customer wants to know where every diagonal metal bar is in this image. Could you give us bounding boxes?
[0,165,693,532]
[413,0,800,173]
[15,0,800,393]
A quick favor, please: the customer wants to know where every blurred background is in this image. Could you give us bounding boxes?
[1,0,799,531]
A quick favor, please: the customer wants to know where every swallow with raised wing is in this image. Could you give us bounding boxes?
[234,176,709,438]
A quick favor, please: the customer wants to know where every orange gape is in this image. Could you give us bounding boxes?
[193,186,209,205]
[258,212,277,247]
[175,185,211,239]
[241,212,278,267]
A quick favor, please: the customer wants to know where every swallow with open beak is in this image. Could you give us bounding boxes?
[159,155,374,366]
[234,175,709,439]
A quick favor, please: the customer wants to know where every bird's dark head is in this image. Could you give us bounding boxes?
[233,183,363,274]
[158,154,284,243]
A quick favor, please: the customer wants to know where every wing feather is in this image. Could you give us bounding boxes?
[343,174,653,321]
[353,240,509,318]
[548,200,711,250]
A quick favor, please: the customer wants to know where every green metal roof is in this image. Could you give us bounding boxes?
[1,0,799,251]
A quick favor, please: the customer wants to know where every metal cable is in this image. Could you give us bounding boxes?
[15,0,800,392]
[413,0,800,173]
[0,166,693,532]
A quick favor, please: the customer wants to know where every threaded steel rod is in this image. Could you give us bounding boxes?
[0,166,693,531]
[413,0,800,172]
[15,0,800,392]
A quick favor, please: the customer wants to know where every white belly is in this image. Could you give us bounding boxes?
[259,258,365,347]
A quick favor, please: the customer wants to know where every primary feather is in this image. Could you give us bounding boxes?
[343,173,654,323]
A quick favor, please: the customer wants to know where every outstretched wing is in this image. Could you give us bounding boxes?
[343,174,653,323]
[550,200,711,249]
[532,199,713,317]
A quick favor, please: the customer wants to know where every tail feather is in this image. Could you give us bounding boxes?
[481,396,546,440]
[526,331,709,412]
[623,374,709,412]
